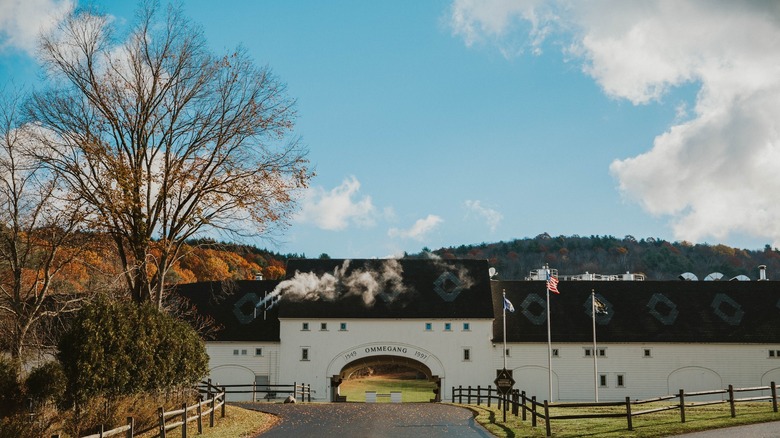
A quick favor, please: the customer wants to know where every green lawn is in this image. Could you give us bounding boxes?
[136,386,778,437]
[461,401,780,437]
[338,375,438,402]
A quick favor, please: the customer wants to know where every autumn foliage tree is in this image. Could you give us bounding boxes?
[28,1,311,308]
[0,92,91,375]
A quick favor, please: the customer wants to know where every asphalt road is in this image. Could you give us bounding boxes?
[240,403,495,438]
[670,421,780,437]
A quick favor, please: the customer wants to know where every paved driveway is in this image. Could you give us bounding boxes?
[241,403,495,438]
[669,421,780,438]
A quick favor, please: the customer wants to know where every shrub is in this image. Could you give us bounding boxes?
[25,362,66,407]
[57,298,208,405]
[0,357,20,417]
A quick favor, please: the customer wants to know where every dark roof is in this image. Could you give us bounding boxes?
[175,280,281,342]
[492,280,780,344]
[278,258,494,319]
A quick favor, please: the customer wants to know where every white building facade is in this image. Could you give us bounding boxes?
[178,261,780,402]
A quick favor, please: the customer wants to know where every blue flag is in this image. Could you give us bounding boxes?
[503,297,515,313]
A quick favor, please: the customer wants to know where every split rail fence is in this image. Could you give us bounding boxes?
[157,380,226,438]
[453,381,778,437]
[50,380,226,438]
[212,381,312,402]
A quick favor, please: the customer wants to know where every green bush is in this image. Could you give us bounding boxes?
[57,299,208,404]
[25,362,66,407]
[0,357,20,417]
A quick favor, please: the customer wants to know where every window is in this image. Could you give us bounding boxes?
[770,350,776,357]
[770,350,780,358]
[233,349,239,356]
[463,322,470,331]
[340,322,347,331]
[320,322,328,331]
[301,348,309,361]
[425,323,432,331]
[552,349,559,357]
[302,322,309,331]
[241,349,247,355]
[505,348,511,357]
[617,374,625,387]
[255,348,263,356]
[463,348,471,361]
[444,323,452,331]
[643,348,652,358]
[584,348,592,357]
[598,348,606,357]
[599,374,608,387]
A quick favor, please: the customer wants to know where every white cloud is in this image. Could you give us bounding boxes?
[449,1,780,247]
[464,199,503,232]
[296,176,377,231]
[388,214,443,241]
[449,0,554,56]
[0,0,73,54]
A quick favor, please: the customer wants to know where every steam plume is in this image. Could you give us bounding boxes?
[255,259,408,309]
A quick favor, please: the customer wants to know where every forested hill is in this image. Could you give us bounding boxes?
[174,235,779,283]
[417,233,780,281]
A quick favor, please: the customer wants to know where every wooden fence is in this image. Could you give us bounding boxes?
[50,381,226,438]
[208,381,312,402]
[157,380,226,438]
[453,381,778,437]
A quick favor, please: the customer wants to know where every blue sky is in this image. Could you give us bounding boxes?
[2,1,779,258]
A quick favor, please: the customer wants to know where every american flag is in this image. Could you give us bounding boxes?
[546,273,560,294]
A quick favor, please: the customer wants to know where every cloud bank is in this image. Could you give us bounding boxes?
[450,0,780,246]
[296,176,377,230]
[465,199,503,232]
[0,0,73,54]
[388,214,443,241]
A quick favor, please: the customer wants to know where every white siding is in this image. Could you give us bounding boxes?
[497,343,780,402]
[278,318,494,401]
[205,342,280,401]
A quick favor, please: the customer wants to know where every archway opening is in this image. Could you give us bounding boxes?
[332,355,440,402]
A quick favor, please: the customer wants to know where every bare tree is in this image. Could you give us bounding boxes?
[0,91,89,374]
[28,1,311,307]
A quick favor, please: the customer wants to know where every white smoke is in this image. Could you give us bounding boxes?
[421,252,477,290]
[256,259,408,309]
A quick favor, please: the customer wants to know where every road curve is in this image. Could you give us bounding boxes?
[240,402,495,438]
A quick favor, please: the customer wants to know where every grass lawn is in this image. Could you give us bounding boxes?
[462,401,780,437]
[135,404,277,438]
[338,373,438,402]
[139,376,777,437]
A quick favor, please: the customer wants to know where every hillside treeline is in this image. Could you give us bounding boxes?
[423,233,780,281]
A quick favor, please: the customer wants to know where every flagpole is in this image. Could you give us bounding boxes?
[592,289,599,402]
[546,270,553,402]
[502,289,507,370]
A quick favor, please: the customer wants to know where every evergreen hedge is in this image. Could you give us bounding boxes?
[57,299,208,404]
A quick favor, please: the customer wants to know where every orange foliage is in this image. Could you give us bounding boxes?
[263,264,286,280]
[172,246,265,283]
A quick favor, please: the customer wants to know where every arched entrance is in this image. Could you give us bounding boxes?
[330,355,442,402]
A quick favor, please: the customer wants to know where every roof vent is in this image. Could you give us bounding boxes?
[759,265,767,281]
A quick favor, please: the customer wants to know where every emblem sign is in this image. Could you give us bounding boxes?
[494,368,515,395]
